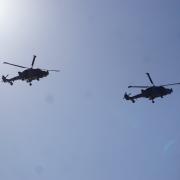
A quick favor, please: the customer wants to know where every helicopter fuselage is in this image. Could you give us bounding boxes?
[124,86,173,103]
[124,73,179,103]
[3,68,49,85]
[141,86,173,99]
[2,55,59,86]
[18,68,49,81]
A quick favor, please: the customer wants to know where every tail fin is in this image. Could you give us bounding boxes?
[2,75,8,82]
[124,93,135,103]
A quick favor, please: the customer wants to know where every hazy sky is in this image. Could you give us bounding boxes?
[0,0,180,179]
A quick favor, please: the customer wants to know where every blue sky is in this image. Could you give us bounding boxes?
[0,0,180,179]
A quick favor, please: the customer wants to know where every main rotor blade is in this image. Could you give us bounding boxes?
[3,62,27,69]
[43,69,60,72]
[146,73,154,85]
[160,83,180,87]
[31,55,36,68]
[128,85,150,88]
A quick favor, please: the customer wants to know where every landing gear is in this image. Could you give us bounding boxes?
[27,79,32,86]
[10,82,13,86]
[152,100,155,103]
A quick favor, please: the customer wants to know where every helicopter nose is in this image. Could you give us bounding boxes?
[44,71,49,76]
[168,88,173,94]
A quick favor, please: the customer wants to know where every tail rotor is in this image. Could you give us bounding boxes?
[2,75,8,82]
[123,92,131,99]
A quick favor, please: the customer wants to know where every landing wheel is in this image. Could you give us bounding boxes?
[10,82,13,86]
[152,100,155,103]
[29,83,32,86]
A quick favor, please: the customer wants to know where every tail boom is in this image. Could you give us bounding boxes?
[2,75,13,85]
[124,93,143,103]
[2,75,20,85]
[124,93,135,103]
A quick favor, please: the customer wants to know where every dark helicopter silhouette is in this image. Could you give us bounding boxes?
[2,55,60,86]
[124,73,180,103]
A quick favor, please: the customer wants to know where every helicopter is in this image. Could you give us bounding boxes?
[2,55,60,86]
[124,73,180,103]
